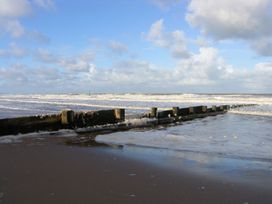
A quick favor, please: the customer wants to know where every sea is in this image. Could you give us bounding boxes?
[0,93,272,180]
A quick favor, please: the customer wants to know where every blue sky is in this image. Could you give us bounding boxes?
[0,0,272,93]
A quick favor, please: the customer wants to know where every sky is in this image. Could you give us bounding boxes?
[0,0,272,94]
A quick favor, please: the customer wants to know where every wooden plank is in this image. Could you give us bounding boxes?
[0,114,61,136]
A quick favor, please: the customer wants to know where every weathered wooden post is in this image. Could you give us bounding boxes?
[172,107,179,117]
[189,107,194,114]
[216,106,224,111]
[150,107,158,118]
[74,112,86,127]
[194,106,207,114]
[61,110,75,126]
[212,105,216,111]
[178,107,194,115]
[223,105,230,110]
[114,109,125,122]
[157,110,173,118]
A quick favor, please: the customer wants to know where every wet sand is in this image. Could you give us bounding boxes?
[0,142,272,204]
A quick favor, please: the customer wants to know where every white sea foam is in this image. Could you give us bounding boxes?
[1,93,272,105]
[229,110,272,117]
[0,98,151,111]
[0,105,31,111]
[1,94,272,115]
[125,118,158,126]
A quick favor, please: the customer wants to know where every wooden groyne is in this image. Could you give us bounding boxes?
[0,109,124,136]
[0,104,256,137]
[141,105,228,125]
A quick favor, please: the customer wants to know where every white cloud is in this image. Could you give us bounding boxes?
[88,48,271,92]
[87,48,234,89]
[36,48,96,72]
[17,40,272,93]
[2,14,271,93]
[106,60,164,84]
[0,0,31,37]
[0,64,30,86]
[193,36,209,47]
[0,0,31,18]
[108,41,128,55]
[36,48,57,63]
[0,62,98,93]
[79,50,95,62]
[186,0,272,56]
[248,63,272,88]
[250,38,272,57]
[174,47,231,85]
[59,59,95,73]
[0,43,27,58]
[186,0,272,40]
[0,0,55,38]
[222,62,272,91]
[1,52,272,93]
[145,19,190,58]
[0,63,70,90]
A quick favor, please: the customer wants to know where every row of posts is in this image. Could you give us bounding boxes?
[0,104,251,136]
[61,108,125,126]
[148,105,230,119]
[61,105,233,126]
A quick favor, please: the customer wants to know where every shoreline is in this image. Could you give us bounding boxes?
[1,140,272,204]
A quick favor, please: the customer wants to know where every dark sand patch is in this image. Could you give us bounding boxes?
[0,142,272,204]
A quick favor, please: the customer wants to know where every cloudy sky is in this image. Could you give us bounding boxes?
[0,0,272,93]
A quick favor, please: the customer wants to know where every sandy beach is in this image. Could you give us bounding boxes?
[0,139,272,204]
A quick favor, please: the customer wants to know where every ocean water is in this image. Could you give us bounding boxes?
[0,93,272,163]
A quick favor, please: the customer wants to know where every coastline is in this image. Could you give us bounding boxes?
[0,140,272,204]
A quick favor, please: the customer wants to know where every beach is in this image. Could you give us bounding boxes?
[1,139,272,204]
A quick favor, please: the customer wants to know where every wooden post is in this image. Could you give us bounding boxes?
[216,106,224,111]
[74,112,86,127]
[189,107,194,114]
[84,110,116,126]
[0,114,61,136]
[157,110,173,118]
[179,107,194,115]
[61,110,74,125]
[223,105,230,110]
[150,107,157,118]
[193,106,207,114]
[114,109,125,121]
[172,107,179,117]
[212,105,216,111]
